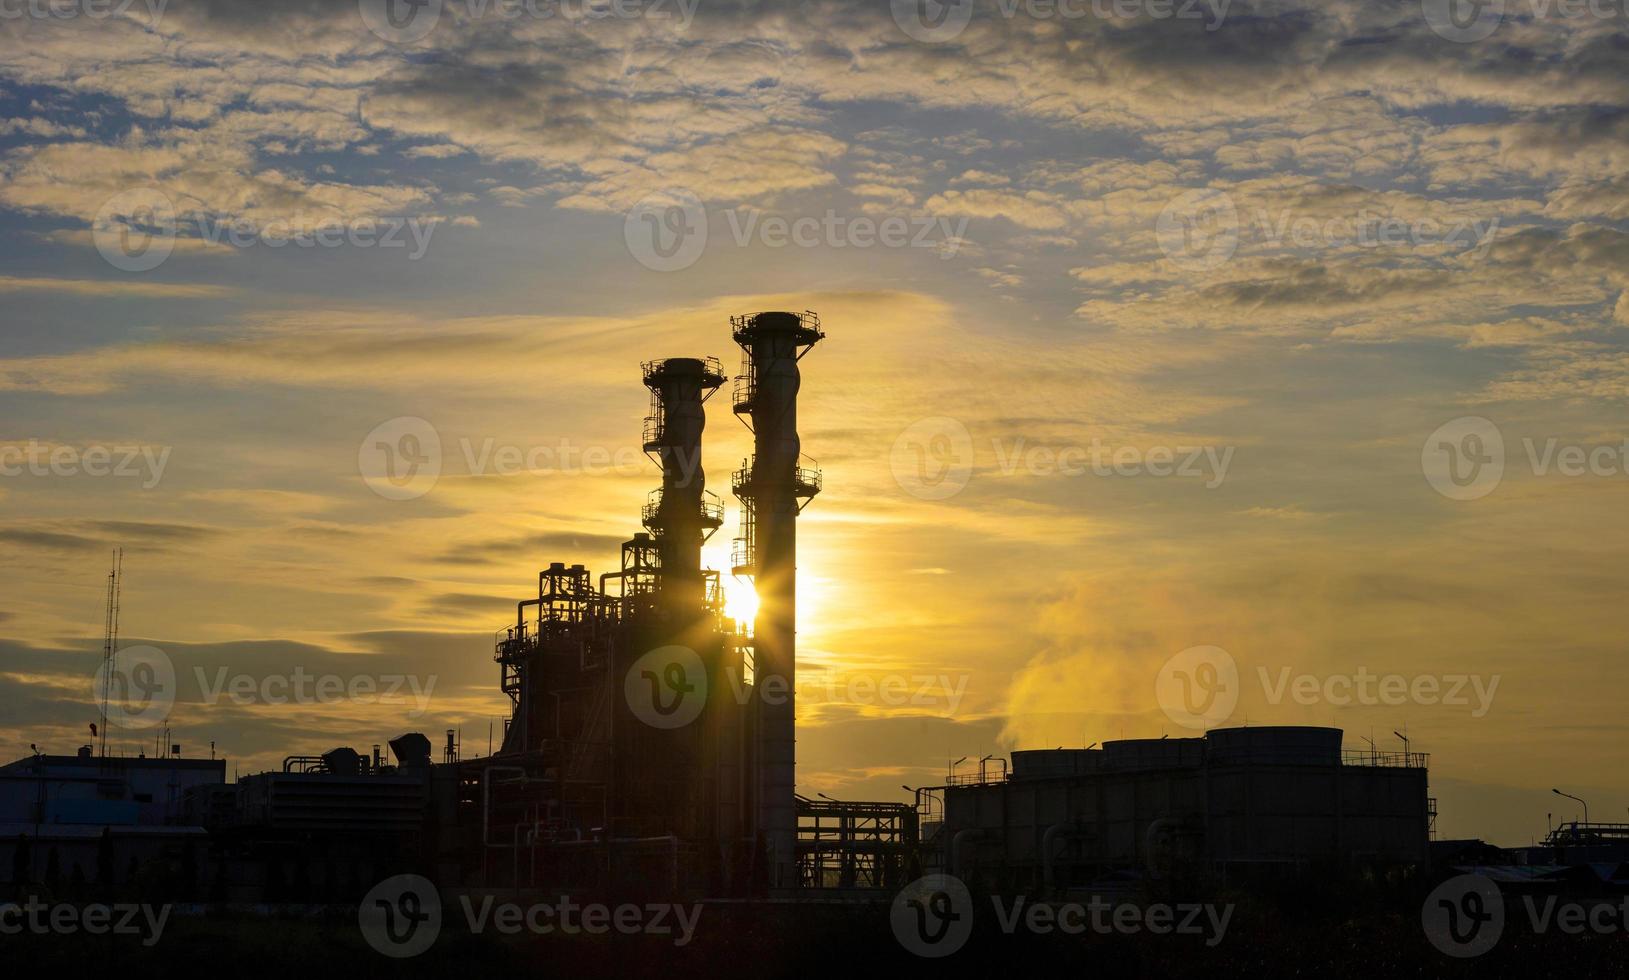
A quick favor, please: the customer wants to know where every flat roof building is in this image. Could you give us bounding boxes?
[930,726,1430,893]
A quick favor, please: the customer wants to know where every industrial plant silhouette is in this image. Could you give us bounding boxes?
[4,312,1626,973]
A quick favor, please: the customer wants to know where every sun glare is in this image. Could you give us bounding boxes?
[724,576,760,624]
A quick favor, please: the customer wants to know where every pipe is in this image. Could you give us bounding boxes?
[951,828,984,879]
[1042,822,1077,894]
[517,598,541,631]
[481,765,528,848]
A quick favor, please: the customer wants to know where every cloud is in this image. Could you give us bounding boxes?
[0,521,220,555]
[0,275,235,298]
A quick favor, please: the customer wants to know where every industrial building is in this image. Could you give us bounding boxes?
[923,726,1431,894]
[0,747,223,890]
[465,310,839,895]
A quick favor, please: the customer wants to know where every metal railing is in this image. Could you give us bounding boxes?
[730,458,823,498]
[641,356,724,385]
[945,758,1008,785]
[1340,750,1430,768]
[640,491,724,528]
[731,373,755,411]
[730,310,822,337]
[730,536,753,574]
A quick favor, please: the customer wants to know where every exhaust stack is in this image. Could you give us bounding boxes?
[730,311,823,889]
[641,357,726,620]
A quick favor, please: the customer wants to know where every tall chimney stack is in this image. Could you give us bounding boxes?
[730,311,823,889]
[641,357,725,619]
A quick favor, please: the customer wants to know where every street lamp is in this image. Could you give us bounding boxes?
[1552,788,1588,826]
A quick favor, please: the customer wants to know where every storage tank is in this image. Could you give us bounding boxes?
[1204,726,1341,766]
[1102,738,1204,771]
[1010,748,1105,780]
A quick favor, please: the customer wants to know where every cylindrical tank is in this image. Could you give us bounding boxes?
[1203,726,1342,766]
[1011,749,1105,780]
[1102,738,1205,771]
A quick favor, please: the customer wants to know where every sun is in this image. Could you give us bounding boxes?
[723,575,760,624]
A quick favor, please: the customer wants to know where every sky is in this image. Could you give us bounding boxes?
[1,0,1627,846]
